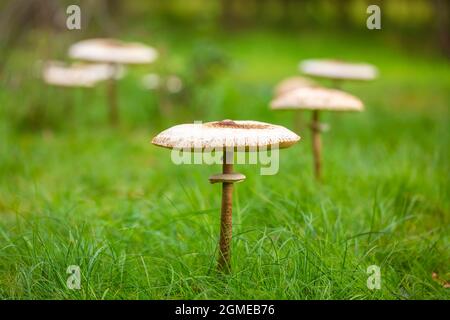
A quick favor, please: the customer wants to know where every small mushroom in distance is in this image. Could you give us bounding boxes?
[68,38,158,125]
[299,59,378,88]
[273,76,318,132]
[42,61,118,114]
[274,76,317,97]
[271,87,363,181]
[42,61,117,88]
[152,120,300,272]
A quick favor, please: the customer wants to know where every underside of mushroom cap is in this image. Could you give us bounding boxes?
[300,59,378,81]
[270,87,364,112]
[69,38,158,64]
[152,120,300,151]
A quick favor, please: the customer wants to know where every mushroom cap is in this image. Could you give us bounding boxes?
[68,38,158,64]
[299,59,378,81]
[274,76,317,97]
[42,61,117,87]
[152,120,300,151]
[270,87,364,112]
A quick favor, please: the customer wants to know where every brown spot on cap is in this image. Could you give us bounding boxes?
[206,120,270,129]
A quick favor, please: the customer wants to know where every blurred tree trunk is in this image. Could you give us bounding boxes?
[221,0,236,29]
[92,0,121,36]
[255,0,264,19]
[0,0,122,73]
[293,0,311,28]
[105,0,121,16]
[0,0,64,43]
[0,0,64,73]
[335,0,352,29]
[433,0,450,57]
[281,0,292,24]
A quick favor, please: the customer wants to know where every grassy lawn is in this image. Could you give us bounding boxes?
[0,27,449,299]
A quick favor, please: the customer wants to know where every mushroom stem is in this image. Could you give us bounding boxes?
[63,87,74,117]
[217,150,234,272]
[311,110,322,181]
[106,64,119,125]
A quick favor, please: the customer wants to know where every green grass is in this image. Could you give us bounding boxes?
[0,27,449,299]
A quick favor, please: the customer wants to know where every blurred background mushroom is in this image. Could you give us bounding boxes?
[68,38,158,125]
[271,87,363,181]
[42,61,117,88]
[42,60,118,119]
[273,76,318,132]
[274,76,318,98]
[299,59,378,89]
[152,120,300,272]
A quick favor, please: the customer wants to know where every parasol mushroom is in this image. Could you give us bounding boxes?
[152,120,300,272]
[299,59,378,88]
[274,76,317,97]
[42,61,117,88]
[271,87,363,181]
[68,38,158,125]
[42,61,119,115]
[273,76,318,132]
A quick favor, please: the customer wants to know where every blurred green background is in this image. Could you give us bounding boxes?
[0,0,449,299]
